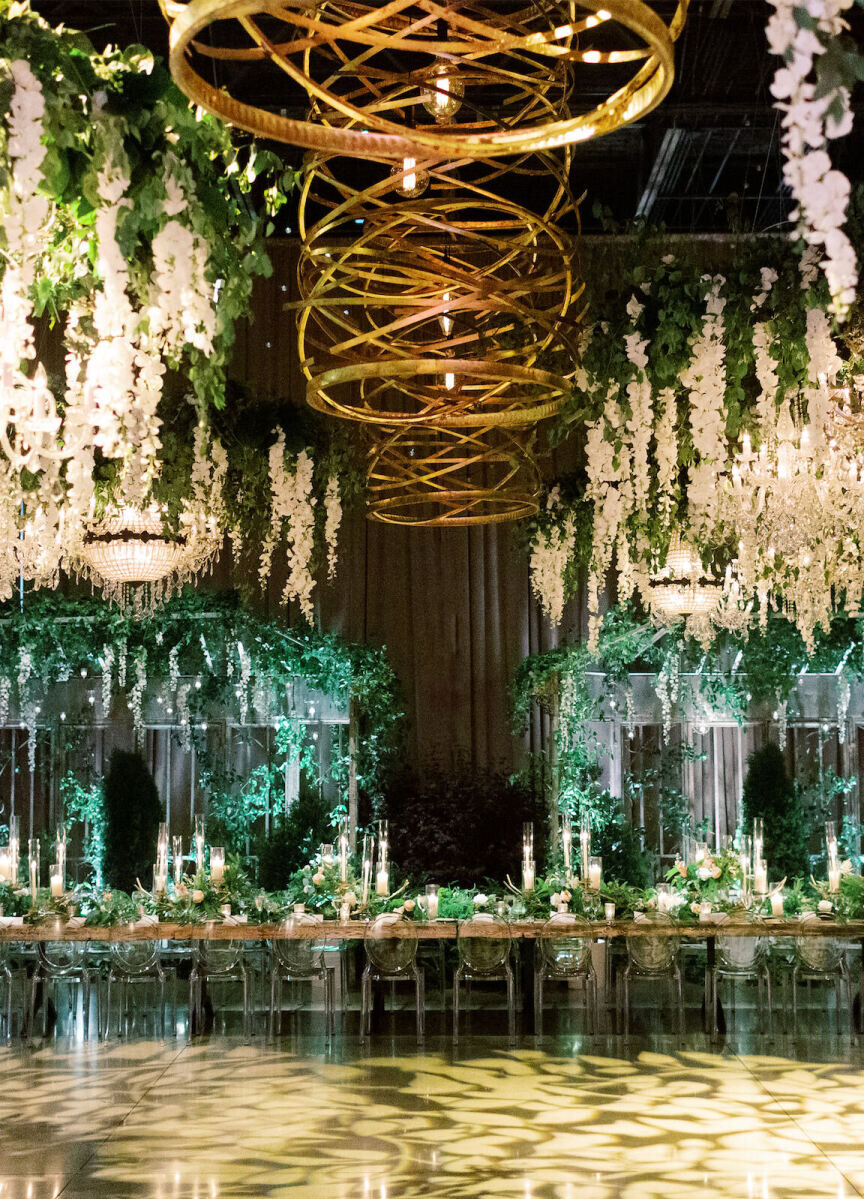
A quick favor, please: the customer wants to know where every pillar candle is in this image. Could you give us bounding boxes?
[522,860,535,893]
[376,863,389,896]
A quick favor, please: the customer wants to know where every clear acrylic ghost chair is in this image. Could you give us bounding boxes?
[189,939,252,1037]
[361,914,424,1043]
[535,913,597,1038]
[792,913,853,1037]
[28,941,98,1039]
[710,914,772,1039]
[454,912,515,1045]
[622,912,683,1035]
[0,945,12,1042]
[104,939,174,1038]
[269,914,336,1038]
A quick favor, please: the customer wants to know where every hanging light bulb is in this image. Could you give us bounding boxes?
[390,156,429,198]
[439,292,453,337]
[422,60,465,122]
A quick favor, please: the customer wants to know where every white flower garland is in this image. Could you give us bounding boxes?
[837,671,851,744]
[324,474,342,580]
[656,650,680,746]
[101,645,114,717]
[130,650,148,749]
[683,276,727,534]
[529,487,577,628]
[767,0,857,316]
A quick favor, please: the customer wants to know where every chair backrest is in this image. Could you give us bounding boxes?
[717,917,767,973]
[539,913,593,974]
[110,939,161,976]
[38,941,86,975]
[196,939,243,973]
[457,912,511,974]
[795,913,845,973]
[272,914,324,976]
[626,912,679,973]
[364,914,418,975]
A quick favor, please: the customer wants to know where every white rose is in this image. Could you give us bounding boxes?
[818,899,833,914]
[840,859,852,875]
[403,899,415,913]
[473,893,488,907]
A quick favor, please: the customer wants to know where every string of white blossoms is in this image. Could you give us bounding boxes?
[0,60,69,596]
[529,486,577,627]
[767,0,858,317]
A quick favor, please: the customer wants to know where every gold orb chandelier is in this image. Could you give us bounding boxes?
[296,150,583,427]
[649,534,723,620]
[158,0,688,158]
[367,423,540,526]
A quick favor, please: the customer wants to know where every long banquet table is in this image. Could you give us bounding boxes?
[1,917,863,941]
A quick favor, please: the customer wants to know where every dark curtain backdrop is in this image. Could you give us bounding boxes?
[224,240,587,776]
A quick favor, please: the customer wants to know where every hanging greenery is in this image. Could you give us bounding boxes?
[0,591,403,821]
[523,236,864,651]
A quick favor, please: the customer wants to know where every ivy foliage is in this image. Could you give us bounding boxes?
[0,590,404,816]
[0,0,287,413]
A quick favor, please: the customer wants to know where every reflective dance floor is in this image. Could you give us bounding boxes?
[2,1030,864,1198]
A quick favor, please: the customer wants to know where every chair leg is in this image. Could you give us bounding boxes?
[415,967,425,1044]
[506,966,516,1047]
[269,970,279,1039]
[452,972,461,1045]
[675,967,684,1037]
[534,971,543,1041]
[764,968,773,1040]
[711,968,719,1040]
[622,967,630,1036]
[792,965,799,1037]
[81,972,90,1040]
[189,971,199,1036]
[360,969,371,1041]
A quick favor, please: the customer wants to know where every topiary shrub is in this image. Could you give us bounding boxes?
[741,742,809,880]
[381,759,546,887]
[103,750,164,892]
[253,789,332,890]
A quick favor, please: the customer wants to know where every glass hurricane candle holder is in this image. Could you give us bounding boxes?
[320,843,334,866]
[375,860,389,896]
[656,882,672,913]
[425,884,439,921]
[561,813,572,878]
[580,814,591,880]
[8,814,19,886]
[522,822,534,863]
[209,846,225,887]
[522,859,535,893]
[49,863,63,899]
[28,839,39,905]
[588,856,602,890]
[194,814,206,871]
[753,861,768,895]
[771,890,785,917]
[753,817,764,867]
[172,835,184,887]
[0,847,10,885]
[828,863,841,893]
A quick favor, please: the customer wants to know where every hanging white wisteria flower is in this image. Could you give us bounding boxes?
[683,276,727,534]
[656,650,680,746]
[529,487,577,628]
[837,671,851,744]
[101,645,114,717]
[130,650,148,749]
[766,0,858,316]
[269,439,318,622]
[323,475,342,580]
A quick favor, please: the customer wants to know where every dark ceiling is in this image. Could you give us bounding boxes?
[29,0,864,234]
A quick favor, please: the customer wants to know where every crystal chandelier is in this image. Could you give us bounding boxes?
[649,533,723,620]
[718,399,864,650]
[77,504,221,598]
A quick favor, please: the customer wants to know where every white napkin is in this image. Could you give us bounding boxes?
[66,916,86,929]
[135,914,159,928]
[223,913,248,926]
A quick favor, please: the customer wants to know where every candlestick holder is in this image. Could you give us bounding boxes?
[580,814,591,882]
[194,813,206,873]
[210,846,225,887]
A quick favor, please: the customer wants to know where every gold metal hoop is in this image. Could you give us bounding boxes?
[367,423,540,525]
[295,151,584,426]
[160,0,688,158]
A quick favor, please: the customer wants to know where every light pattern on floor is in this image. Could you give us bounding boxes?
[1,1039,863,1198]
